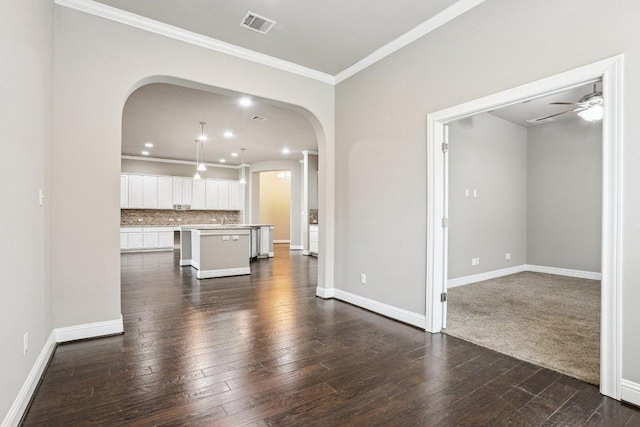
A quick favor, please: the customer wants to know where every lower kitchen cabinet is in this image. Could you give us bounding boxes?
[121,227,174,251]
[309,225,319,255]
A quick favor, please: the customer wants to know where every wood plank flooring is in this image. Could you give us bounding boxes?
[23,245,640,426]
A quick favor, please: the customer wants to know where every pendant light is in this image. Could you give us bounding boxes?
[239,148,247,184]
[194,122,207,179]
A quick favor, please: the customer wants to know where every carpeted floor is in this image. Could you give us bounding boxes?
[443,271,600,384]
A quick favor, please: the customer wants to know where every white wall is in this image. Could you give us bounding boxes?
[52,6,334,329]
[527,117,602,272]
[0,0,53,419]
[448,114,527,279]
[334,0,640,384]
[250,160,302,247]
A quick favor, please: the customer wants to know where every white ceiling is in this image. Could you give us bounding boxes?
[92,0,459,75]
[490,82,600,127]
[121,83,317,165]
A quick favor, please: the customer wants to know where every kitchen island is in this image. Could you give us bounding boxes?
[179,225,274,279]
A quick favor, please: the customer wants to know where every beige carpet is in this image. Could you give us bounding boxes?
[443,271,600,384]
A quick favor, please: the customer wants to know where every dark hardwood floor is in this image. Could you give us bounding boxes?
[23,245,640,426]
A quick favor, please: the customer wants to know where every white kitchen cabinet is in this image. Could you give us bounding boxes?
[229,181,241,210]
[127,232,143,249]
[218,180,230,210]
[192,179,205,209]
[205,180,219,209]
[173,177,193,206]
[143,176,158,208]
[309,225,319,254]
[120,233,128,249]
[157,177,173,209]
[120,175,129,208]
[128,175,144,208]
[159,231,174,248]
[143,231,159,248]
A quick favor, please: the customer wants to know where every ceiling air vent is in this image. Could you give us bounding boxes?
[240,12,276,35]
[526,117,554,125]
[251,115,269,122]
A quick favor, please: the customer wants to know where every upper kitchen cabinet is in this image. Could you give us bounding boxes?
[120,175,129,208]
[218,181,230,210]
[128,174,144,208]
[173,178,192,206]
[143,176,159,208]
[157,177,173,209]
[229,181,241,210]
[192,179,206,209]
[205,180,219,210]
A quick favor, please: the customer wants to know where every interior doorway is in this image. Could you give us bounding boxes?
[259,170,292,244]
[426,56,623,399]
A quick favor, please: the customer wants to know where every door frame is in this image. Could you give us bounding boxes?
[425,55,624,399]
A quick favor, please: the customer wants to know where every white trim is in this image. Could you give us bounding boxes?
[301,150,319,155]
[196,267,250,279]
[55,0,335,85]
[447,265,527,288]
[621,379,640,407]
[268,252,275,258]
[334,0,487,84]
[273,240,290,244]
[426,55,624,400]
[302,250,311,256]
[315,286,334,299]
[179,258,191,266]
[55,315,124,343]
[448,264,602,288]
[121,155,243,169]
[525,265,602,281]
[1,331,56,427]
[331,289,426,329]
[289,245,303,250]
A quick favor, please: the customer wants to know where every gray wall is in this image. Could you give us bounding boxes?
[334,0,640,383]
[121,158,240,180]
[527,117,602,271]
[0,0,53,419]
[448,114,528,279]
[308,154,319,210]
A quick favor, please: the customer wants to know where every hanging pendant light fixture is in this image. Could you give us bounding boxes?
[194,122,207,179]
[239,148,247,184]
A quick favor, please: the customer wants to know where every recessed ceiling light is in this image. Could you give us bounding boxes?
[231,152,238,157]
[141,151,150,156]
[220,159,226,163]
[239,97,252,107]
[282,148,290,154]
[145,142,154,148]
[224,131,234,138]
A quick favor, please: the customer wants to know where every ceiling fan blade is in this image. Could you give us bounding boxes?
[529,107,586,123]
[549,102,580,105]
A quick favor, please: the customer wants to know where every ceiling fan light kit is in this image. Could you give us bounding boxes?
[529,83,603,124]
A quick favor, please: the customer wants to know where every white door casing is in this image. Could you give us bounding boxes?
[426,55,623,400]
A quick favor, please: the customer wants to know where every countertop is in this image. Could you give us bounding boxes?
[121,224,273,229]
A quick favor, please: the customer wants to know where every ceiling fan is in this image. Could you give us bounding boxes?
[527,83,603,124]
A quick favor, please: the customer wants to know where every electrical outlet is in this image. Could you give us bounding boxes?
[465,189,469,197]
[473,189,478,198]
[39,189,44,207]
[360,273,366,285]
[471,257,480,266]
[506,253,511,260]
[23,333,28,356]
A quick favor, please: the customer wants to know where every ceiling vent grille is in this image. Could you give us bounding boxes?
[240,12,276,35]
[526,117,554,125]
[251,115,269,122]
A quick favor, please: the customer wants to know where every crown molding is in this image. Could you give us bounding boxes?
[55,0,485,86]
[121,155,245,169]
[55,0,335,85]
[334,0,487,84]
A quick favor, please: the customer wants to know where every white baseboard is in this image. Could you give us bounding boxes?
[290,245,303,251]
[179,258,191,266]
[302,250,311,256]
[1,331,57,427]
[273,240,290,244]
[525,264,602,280]
[197,267,250,279]
[268,252,274,258]
[316,286,334,299]
[448,264,602,288]
[55,315,124,343]
[317,287,426,329]
[448,265,527,288]
[621,379,640,407]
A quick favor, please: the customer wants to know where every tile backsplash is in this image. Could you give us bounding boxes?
[121,209,240,226]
